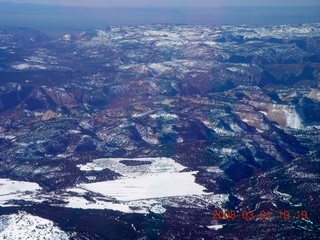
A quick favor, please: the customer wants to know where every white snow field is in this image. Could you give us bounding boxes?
[76,157,207,201]
[0,179,42,206]
[79,171,204,201]
[62,157,228,213]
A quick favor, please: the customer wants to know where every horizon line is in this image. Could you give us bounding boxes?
[1,2,320,9]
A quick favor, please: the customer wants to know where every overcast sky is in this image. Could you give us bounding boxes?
[3,0,320,7]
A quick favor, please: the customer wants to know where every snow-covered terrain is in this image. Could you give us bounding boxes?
[78,157,183,176]
[0,159,224,215]
[79,171,205,201]
[77,157,207,200]
[0,22,319,239]
[63,157,215,213]
[0,179,42,206]
[0,211,69,240]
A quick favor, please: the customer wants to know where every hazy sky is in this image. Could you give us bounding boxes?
[3,0,320,7]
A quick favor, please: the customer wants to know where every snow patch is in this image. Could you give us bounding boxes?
[61,34,72,41]
[203,41,217,47]
[12,63,47,70]
[78,157,184,177]
[286,109,303,129]
[150,113,178,120]
[73,157,211,211]
[77,158,207,201]
[79,171,205,201]
[0,179,41,194]
[62,194,167,214]
[63,196,133,213]
[0,211,69,240]
[0,179,42,206]
[149,63,172,75]
[207,224,224,230]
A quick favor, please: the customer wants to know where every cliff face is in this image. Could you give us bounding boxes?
[0,24,319,239]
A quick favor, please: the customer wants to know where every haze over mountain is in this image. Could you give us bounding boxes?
[0,2,320,35]
[1,0,320,7]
